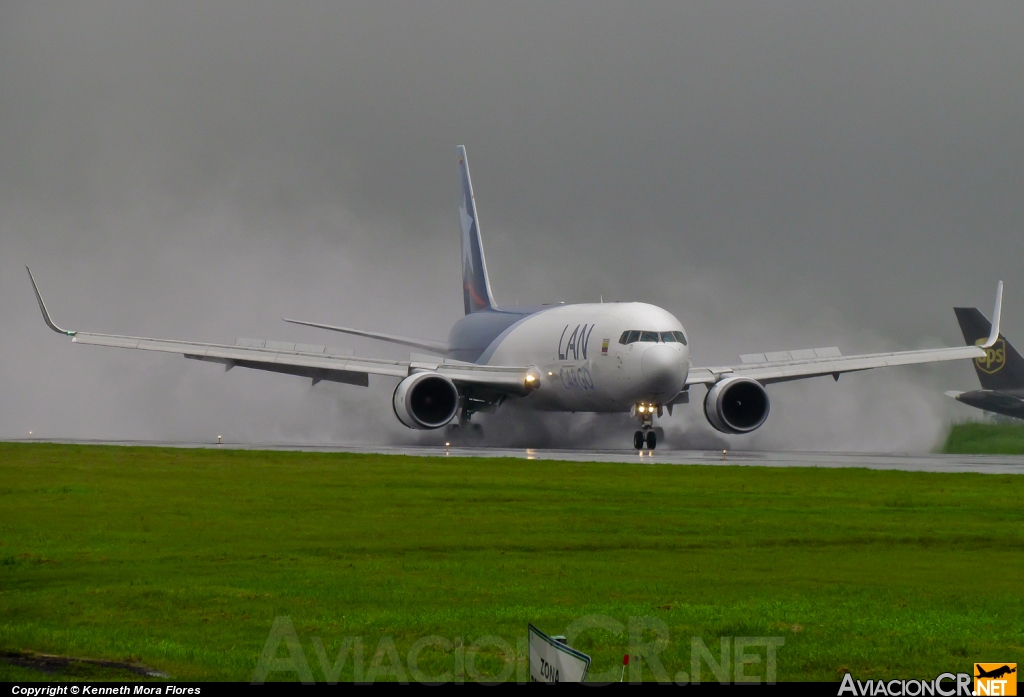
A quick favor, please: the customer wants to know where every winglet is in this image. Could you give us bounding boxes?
[982,280,1003,348]
[26,266,75,336]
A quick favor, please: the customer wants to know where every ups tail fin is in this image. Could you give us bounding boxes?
[954,307,1024,390]
[457,145,496,314]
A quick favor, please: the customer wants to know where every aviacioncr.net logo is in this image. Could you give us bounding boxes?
[975,663,1017,696]
[974,338,1006,375]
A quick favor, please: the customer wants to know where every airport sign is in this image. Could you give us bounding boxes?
[528,624,591,683]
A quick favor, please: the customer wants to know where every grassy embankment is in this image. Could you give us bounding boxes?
[1,443,1021,681]
[943,422,1024,454]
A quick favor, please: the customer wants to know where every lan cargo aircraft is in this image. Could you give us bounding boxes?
[29,147,1004,449]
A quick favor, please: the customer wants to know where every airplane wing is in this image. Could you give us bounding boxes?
[27,268,534,394]
[685,345,987,386]
[686,282,1002,387]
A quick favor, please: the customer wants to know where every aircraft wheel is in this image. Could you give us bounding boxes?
[646,430,657,450]
[633,431,645,450]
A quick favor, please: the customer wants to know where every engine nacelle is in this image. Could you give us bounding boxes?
[704,376,770,434]
[392,372,460,430]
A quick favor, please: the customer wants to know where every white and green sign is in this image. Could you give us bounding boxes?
[528,624,591,683]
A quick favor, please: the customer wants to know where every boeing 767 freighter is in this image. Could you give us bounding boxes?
[945,306,1024,420]
[28,146,1004,449]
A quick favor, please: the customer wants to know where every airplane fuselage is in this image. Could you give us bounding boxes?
[449,302,690,412]
[954,389,1024,420]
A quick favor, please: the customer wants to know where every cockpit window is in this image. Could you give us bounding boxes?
[619,330,687,345]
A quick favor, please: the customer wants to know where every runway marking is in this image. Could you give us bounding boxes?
[5,439,1024,474]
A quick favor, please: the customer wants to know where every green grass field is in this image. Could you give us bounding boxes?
[1,443,1021,682]
[943,422,1024,455]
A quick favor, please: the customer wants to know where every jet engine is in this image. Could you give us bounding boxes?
[704,376,770,434]
[392,372,460,429]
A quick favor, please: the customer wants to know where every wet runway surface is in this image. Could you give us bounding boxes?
[7,438,1024,474]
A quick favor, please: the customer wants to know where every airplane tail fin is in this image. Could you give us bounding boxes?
[457,145,497,314]
[954,307,1024,390]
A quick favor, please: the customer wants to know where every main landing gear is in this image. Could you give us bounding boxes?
[445,405,485,443]
[633,401,661,450]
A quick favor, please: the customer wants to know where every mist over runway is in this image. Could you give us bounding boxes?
[8,439,1024,475]
[3,3,1023,451]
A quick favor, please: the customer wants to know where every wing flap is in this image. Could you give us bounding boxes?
[72,332,409,378]
[740,346,841,364]
[186,354,369,386]
[686,345,986,386]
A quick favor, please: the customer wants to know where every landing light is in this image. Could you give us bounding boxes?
[638,405,646,413]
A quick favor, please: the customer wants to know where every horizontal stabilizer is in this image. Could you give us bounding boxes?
[282,318,448,354]
[409,351,455,363]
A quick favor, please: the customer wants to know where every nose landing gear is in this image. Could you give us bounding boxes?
[633,430,657,450]
[633,402,661,450]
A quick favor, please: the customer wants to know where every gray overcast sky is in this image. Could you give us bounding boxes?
[1,1,1021,450]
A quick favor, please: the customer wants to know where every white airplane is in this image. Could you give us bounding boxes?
[28,146,1004,450]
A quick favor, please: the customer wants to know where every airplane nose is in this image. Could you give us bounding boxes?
[641,344,685,394]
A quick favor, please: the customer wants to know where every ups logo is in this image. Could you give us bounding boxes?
[975,338,1006,374]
